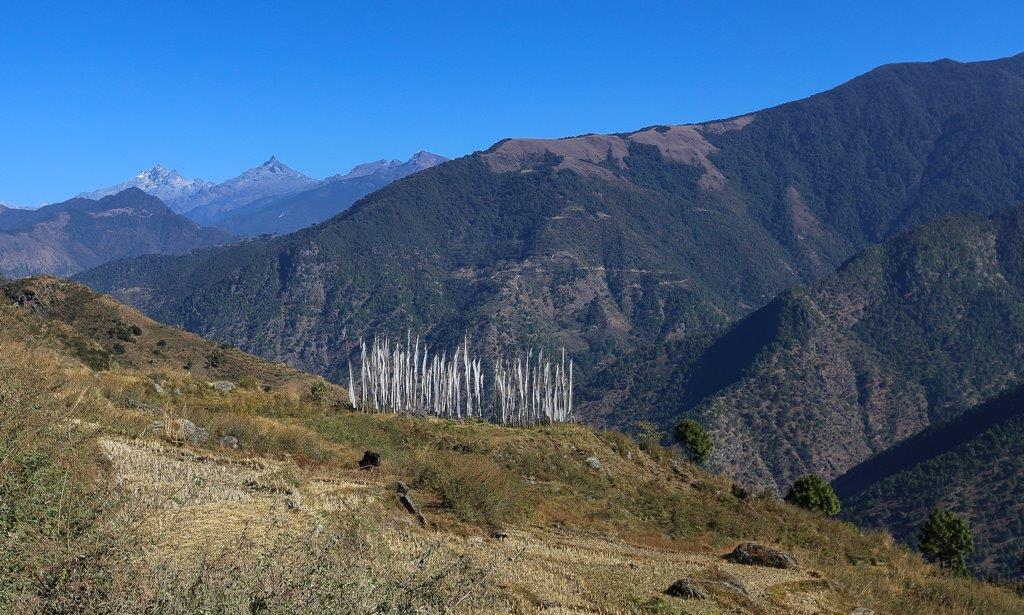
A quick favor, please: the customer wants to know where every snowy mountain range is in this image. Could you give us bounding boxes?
[79,156,316,220]
[0,201,46,211]
[180,156,318,225]
[78,165,214,213]
[207,151,449,236]
[76,151,448,236]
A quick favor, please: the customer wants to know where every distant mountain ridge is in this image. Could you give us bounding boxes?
[210,150,448,236]
[0,188,232,278]
[79,158,314,218]
[180,155,317,225]
[328,150,448,182]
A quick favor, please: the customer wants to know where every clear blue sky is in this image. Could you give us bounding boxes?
[2,1,1022,205]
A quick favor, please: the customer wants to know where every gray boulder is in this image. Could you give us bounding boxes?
[178,419,209,445]
[723,542,797,569]
[664,578,709,599]
[210,380,236,393]
[147,418,209,445]
[358,450,382,468]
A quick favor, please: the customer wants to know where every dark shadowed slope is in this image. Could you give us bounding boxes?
[839,384,1024,581]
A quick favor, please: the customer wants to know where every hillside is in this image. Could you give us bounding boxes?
[0,188,232,278]
[0,275,337,392]
[77,53,1024,410]
[597,205,1024,494]
[2,277,1021,613]
[210,151,448,236]
[839,384,1024,581]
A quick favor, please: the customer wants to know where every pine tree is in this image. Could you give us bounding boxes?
[784,474,840,516]
[673,419,713,465]
[919,508,974,575]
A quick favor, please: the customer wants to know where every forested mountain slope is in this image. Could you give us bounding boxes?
[0,188,232,278]
[839,384,1024,581]
[600,205,1024,493]
[78,53,1024,420]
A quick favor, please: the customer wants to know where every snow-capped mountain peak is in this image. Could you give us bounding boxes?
[225,156,314,186]
[79,165,213,212]
[177,157,318,223]
[259,155,304,175]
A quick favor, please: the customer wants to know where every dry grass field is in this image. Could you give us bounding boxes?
[2,277,1022,613]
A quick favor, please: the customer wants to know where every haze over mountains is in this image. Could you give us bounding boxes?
[209,150,448,236]
[179,155,318,226]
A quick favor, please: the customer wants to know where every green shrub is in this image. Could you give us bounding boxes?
[785,474,840,516]
[919,508,974,575]
[673,419,712,465]
[309,380,328,403]
[0,355,117,610]
[731,483,750,500]
[207,350,226,368]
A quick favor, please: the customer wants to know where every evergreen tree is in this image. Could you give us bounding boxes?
[919,508,974,575]
[785,474,841,516]
[674,419,712,465]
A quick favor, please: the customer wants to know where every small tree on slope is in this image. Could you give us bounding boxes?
[673,419,713,465]
[784,474,840,516]
[919,507,974,576]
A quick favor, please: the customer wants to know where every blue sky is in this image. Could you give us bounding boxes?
[2,1,1022,205]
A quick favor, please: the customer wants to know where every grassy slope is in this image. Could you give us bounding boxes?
[1,278,1021,613]
[1,275,340,394]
